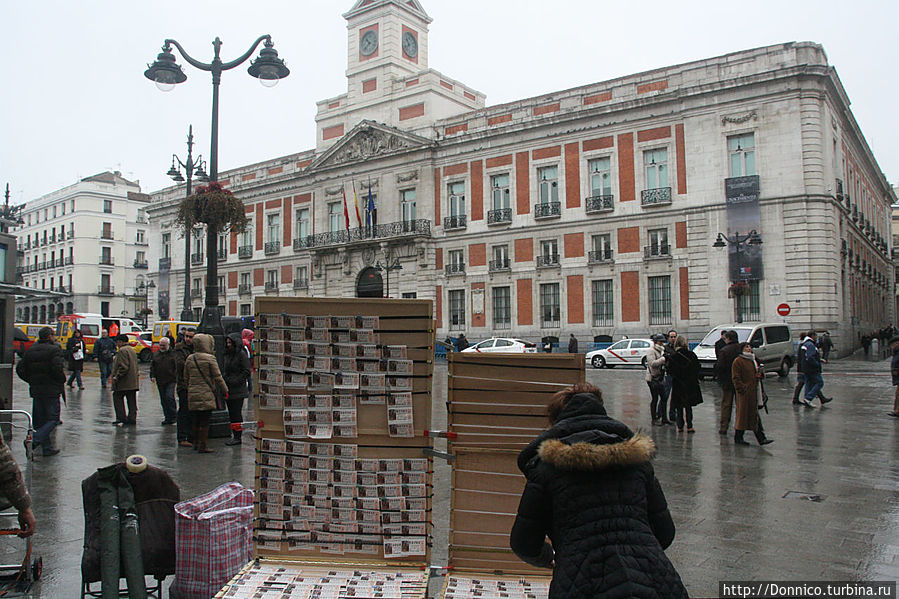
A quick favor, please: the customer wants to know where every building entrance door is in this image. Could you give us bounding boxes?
[356,267,383,298]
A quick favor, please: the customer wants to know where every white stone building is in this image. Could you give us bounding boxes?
[13,172,153,324]
[146,0,895,355]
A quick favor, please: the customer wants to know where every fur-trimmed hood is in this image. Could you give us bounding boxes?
[538,433,655,471]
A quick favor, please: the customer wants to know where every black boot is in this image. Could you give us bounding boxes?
[225,431,242,446]
[754,429,774,446]
[817,392,833,404]
[734,430,750,445]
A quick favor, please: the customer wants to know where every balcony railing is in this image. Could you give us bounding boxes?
[49,234,57,244]
[644,243,671,259]
[190,289,203,299]
[489,258,511,272]
[135,238,148,246]
[588,249,614,263]
[98,286,115,296]
[66,230,74,239]
[585,195,614,214]
[238,245,253,259]
[641,187,672,207]
[534,202,561,219]
[293,237,312,251]
[54,258,63,267]
[238,284,252,296]
[218,249,227,261]
[57,285,71,295]
[293,279,309,290]
[487,209,512,225]
[16,266,24,275]
[300,220,431,249]
[133,260,148,269]
[99,255,114,266]
[136,215,148,224]
[444,215,467,231]
[264,281,279,293]
[264,241,281,256]
[536,254,561,268]
[445,263,466,276]
[190,253,204,266]
[158,257,171,270]
[101,232,114,240]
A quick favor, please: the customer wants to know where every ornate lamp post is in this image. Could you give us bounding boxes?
[713,230,763,323]
[375,252,403,298]
[136,280,157,328]
[166,125,209,321]
[145,35,289,342]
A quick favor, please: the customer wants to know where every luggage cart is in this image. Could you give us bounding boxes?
[0,409,42,597]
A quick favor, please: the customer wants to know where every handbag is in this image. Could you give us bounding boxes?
[190,355,226,410]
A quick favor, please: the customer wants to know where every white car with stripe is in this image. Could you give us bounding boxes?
[585,338,654,369]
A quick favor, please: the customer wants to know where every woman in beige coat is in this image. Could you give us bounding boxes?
[730,342,773,446]
[183,334,228,453]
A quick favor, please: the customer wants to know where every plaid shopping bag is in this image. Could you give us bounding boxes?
[169,482,254,599]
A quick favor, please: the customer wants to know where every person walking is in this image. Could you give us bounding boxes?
[800,330,831,408]
[184,333,228,454]
[646,334,671,426]
[889,336,899,419]
[92,329,117,389]
[223,334,251,446]
[241,328,255,393]
[173,329,196,448]
[65,329,86,390]
[731,342,773,446]
[15,327,65,457]
[150,336,178,426]
[453,333,470,352]
[667,335,703,433]
[663,330,678,422]
[567,333,578,354]
[109,334,139,426]
[818,332,834,361]
[510,382,688,598]
[713,330,728,381]
[717,330,742,435]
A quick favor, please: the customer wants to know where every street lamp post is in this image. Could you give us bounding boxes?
[375,253,403,298]
[167,125,209,322]
[713,230,763,323]
[136,281,157,328]
[145,35,289,342]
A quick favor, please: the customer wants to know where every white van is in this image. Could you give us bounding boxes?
[695,322,794,378]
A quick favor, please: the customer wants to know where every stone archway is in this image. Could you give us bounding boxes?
[356,267,383,298]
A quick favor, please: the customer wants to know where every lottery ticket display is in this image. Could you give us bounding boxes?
[217,561,429,599]
[443,576,550,599]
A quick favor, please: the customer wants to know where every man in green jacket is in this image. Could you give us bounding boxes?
[110,334,139,426]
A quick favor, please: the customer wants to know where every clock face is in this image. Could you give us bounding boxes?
[360,30,379,56]
[402,31,418,58]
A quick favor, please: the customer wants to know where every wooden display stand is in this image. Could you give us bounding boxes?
[216,297,435,599]
[439,353,584,599]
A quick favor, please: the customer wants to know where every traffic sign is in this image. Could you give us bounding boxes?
[777,303,791,317]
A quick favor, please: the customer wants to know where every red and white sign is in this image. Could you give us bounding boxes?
[777,303,791,317]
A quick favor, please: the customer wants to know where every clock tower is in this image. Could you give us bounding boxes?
[315,1,485,149]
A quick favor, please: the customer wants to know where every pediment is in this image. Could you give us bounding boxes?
[344,0,430,22]
[309,120,434,170]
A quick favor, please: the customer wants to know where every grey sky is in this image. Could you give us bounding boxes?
[2,0,896,203]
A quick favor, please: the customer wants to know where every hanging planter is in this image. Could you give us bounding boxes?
[728,281,750,298]
[175,181,249,235]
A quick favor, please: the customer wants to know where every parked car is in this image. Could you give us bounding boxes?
[694,323,793,378]
[460,338,538,353]
[585,338,653,369]
[126,332,156,363]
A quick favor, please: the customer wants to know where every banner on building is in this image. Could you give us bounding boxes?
[157,269,170,321]
[724,175,763,281]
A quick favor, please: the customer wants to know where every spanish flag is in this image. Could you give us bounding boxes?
[342,186,350,231]
[352,181,363,227]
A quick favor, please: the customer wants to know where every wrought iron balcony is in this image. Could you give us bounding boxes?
[101,232,114,240]
[66,230,74,239]
[238,284,252,296]
[293,278,309,290]
[444,215,467,231]
[487,208,512,225]
[58,285,71,295]
[264,241,281,255]
[489,258,511,272]
[264,281,279,293]
[588,249,614,263]
[641,187,672,207]
[218,249,227,261]
[98,286,115,296]
[158,257,171,270]
[851,206,858,221]
[190,289,203,299]
[238,245,253,259]
[302,219,431,249]
[536,254,561,268]
[585,195,614,214]
[16,266,24,275]
[133,260,148,269]
[534,202,561,219]
[191,253,204,266]
[99,255,114,266]
[49,233,57,244]
[24,241,31,250]
[445,263,466,276]
[135,238,148,246]
[293,237,312,251]
[54,258,64,267]
[644,243,671,259]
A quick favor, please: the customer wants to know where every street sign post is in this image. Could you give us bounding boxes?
[777,303,791,317]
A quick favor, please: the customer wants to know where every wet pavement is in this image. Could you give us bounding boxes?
[3,356,897,597]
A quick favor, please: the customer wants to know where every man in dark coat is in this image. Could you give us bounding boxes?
[92,329,118,389]
[222,333,251,446]
[173,329,196,447]
[110,334,140,426]
[15,327,65,456]
[510,383,687,598]
[800,330,831,408]
[567,334,578,354]
[889,336,899,418]
[453,333,469,352]
[713,330,728,381]
[150,336,178,425]
[717,330,742,435]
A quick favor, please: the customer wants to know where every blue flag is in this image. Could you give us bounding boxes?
[367,185,376,228]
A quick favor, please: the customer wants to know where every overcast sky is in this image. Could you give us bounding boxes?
[2,0,896,203]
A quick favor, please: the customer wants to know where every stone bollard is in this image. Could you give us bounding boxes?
[870,338,880,361]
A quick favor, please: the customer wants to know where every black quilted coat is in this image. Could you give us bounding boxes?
[510,393,687,598]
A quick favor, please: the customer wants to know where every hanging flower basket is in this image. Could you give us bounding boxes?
[175,181,248,235]
[728,281,750,298]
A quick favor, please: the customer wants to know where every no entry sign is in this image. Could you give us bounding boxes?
[777,303,791,317]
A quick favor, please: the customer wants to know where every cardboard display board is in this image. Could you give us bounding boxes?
[440,353,585,597]
[218,297,434,599]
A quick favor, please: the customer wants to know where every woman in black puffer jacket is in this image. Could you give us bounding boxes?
[222,333,251,446]
[510,383,687,599]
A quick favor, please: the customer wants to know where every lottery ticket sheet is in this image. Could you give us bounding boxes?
[441,575,549,599]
